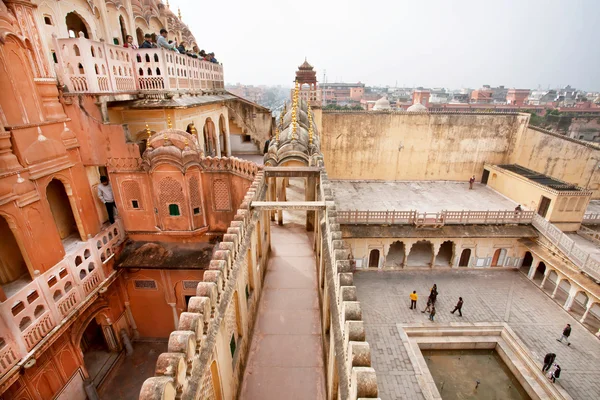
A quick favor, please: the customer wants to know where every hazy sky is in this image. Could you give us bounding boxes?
[175,0,600,90]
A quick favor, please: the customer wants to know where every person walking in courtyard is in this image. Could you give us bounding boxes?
[556,324,572,346]
[429,305,436,321]
[469,175,475,190]
[550,364,561,383]
[542,352,556,373]
[451,297,464,316]
[98,176,116,224]
[422,297,433,314]
[409,291,418,310]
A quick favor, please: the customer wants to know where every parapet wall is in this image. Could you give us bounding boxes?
[320,111,528,181]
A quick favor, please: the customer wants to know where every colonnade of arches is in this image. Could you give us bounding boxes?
[368,240,455,268]
[520,251,600,331]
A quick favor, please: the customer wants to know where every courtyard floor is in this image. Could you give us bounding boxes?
[354,269,600,400]
[330,181,518,213]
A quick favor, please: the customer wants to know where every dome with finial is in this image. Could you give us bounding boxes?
[143,127,201,171]
[298,58,313,70]
[407,103,427,112]
[373,96,391,111]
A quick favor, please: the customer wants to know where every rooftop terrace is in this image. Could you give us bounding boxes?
[497,164,581,191]
[330,181,518,213]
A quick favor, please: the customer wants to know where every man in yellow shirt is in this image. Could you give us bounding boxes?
[409,291,418,310]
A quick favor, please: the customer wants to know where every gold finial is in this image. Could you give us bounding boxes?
[167,115,172,129]
[190,122,197,134]
[185,138,189,147]
[291,80,299,140]
[163,132,168,141]
[145,123,151,138]
[279,107,285,129]
[307,100,314,145]
[275,126,279,142]
[166,0,170,8]
[178,7,182,20]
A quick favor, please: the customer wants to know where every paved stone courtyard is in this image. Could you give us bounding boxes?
[354,269,600,400]
[330,181,517,213]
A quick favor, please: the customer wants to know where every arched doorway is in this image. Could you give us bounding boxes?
[219,114,229,156]
[368,249,380,268]
[203,118,217,156]
[0,216,30,297]
[458,249,471,267]
[46,179,80,243]
[136,27,144,46]
[491,249,506,267]
[119,15,128,45]
[211,360,223,400]
[406,241,433,267]
[66,12,89,38]
[520,251,533,274]
[435,241,454,267]
[533,262,546,283]
[385,241,404,268]
[81,317,115,386]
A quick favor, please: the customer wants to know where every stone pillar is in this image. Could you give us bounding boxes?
[124,301,140,339]
[403,242,414,268]
[540,270,549,289]
[527,259,538,279]
[276,177,285,225]
[580,300,593,324]
[120,329,134,356]
[269,177,276,221]
[84,378,100,400]
[564,286,579,311]
[431,242,441,268]
[551,278,562,299]
[168,303,179,329]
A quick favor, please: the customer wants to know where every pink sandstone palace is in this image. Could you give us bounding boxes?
[3,1,600,400]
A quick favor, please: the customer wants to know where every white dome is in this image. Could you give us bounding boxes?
[373,96,391,111]
[407,103,427,112]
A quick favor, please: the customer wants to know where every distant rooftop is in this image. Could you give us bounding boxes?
[497,164,581,191]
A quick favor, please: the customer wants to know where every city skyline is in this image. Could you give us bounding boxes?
[177,0,600,91]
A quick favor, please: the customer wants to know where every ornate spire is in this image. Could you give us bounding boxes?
[275,126,279,142]
[166,0,170,8]
[167,115,172,129]
[307,99,314,145]
[279,105,285,130]
[178,7,182,20]
[291,79,299,141]
[146,123,151,138]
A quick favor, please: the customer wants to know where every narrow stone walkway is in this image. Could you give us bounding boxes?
[239,222,326,399]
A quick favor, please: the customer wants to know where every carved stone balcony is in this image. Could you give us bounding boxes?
[52,36,224,95]
[0,221,124,378]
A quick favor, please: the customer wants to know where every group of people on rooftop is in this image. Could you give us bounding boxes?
[123,29,218,63]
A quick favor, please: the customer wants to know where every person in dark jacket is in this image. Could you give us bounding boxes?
[263,136,271,154]
[556,324,572,346]
[542,353,556,372]
[140,34,153,49]
[550,365,561,383]
[451,297,464,316]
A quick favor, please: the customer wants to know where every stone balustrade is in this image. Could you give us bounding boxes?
[582,212,600,224]
[0,221,123,378]
[337,209,535,225]
[532,214,600,281]
[52,36,224,95]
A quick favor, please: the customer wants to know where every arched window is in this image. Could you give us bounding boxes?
[65,12,89,39]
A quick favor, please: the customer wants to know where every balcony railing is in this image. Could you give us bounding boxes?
[336,209,535,225]
[582,212,600,224]
[0,221,124,377]
[52,36,224,94]
[532,214,600,281]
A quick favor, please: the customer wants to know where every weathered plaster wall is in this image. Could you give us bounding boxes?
[320,112,528,181]
[509,127,600,198]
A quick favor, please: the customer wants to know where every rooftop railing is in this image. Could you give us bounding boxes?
[336,209,536,225]
[52,36,224,94]
[0,221,123,378]
[582,212,600,224]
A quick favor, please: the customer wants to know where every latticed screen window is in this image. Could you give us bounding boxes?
[169,204,180,216]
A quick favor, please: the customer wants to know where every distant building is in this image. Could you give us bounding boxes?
[412,89,430,107]
[320,82,366,104]
[294,59,320,105]
[506,89,530,106]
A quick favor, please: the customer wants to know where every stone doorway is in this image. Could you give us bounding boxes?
[520,252,533,274]
[406,241,433,267]
[368,249,380,268]
[46,179,83,250]
[434,241,453,267]
[385,241,405,268]
[0,216,30,297]
[491,249,506,267]
[81,318,120,387]
[458,249,471,267]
